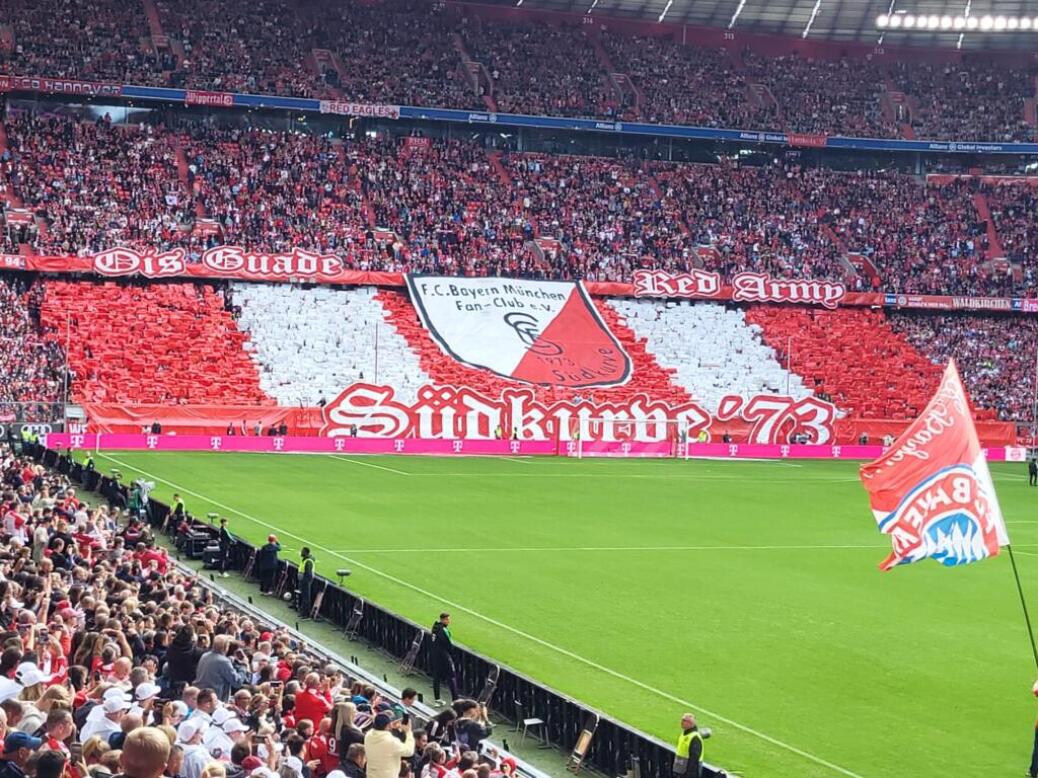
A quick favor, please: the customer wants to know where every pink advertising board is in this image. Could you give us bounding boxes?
[42,433,1028,462]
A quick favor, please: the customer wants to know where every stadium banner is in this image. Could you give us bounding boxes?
[0,75,123,97]
[405,276,632,387]
[633,269,847,309]
[1,250,1035,314]
[41,431,1028,463]
[184,90,234,107]
[859,360,1009,570]
[318,101,400,118]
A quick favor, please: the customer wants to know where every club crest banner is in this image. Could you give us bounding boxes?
[406,276,631,388]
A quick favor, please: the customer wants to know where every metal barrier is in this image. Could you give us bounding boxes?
[39,444,727,778]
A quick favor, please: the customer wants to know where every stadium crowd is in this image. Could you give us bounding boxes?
[0,277,64,424]
[891,311,1038,421]
[1,112,1031,296]
[2,0,1037,141]
[0,439,509,778]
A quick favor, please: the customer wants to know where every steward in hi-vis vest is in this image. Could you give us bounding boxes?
[673,713,703,777]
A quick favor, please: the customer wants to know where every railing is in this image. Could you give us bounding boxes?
[34,443,728,778]
[3,71,1038,156]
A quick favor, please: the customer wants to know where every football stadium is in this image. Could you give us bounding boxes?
[5,0,1038,776]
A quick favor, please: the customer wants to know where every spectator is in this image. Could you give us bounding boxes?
[362,715,413,778]
[0,731,42,778]
[194,636,241,702]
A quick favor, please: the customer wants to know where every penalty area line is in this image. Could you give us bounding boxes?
[93,452,865,778]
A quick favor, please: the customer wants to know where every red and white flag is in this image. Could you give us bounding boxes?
[406,276,630,388]
[859,360,1008,570]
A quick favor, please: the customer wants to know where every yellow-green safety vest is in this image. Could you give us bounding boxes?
[676,729,703,760]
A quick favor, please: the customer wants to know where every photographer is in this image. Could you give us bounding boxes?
[363,714,413,778]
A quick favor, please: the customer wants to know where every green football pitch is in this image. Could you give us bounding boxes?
[81,451,1038,776]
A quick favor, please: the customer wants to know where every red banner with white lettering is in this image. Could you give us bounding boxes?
[1,250,1035,314]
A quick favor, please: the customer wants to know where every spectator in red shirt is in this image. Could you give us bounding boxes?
[293,674,332,730]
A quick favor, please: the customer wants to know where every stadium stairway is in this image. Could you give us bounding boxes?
[40,281,271,405]
[745,305,940,419]
[229,283,429,406]
[610,299,810,411]
[972,191,1006,259]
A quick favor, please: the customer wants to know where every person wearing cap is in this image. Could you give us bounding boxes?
[363,714,413,778]
[178,718,210,778]
[0,731,41,778]
[130,683,162,724]
[255,536,281,597]
[79,694,129,744]
[206,718,248,762]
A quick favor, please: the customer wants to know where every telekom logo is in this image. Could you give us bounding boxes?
[621,442,631,455]
[273,438,285,450]
[146,435,159,449]
[452,440,464,453]
[334,439,346,451]
[509,440,521,454]
[393,440,405,452]
[780,445,790,458]
[70,435,84,449]
[832,446,842,458]
[210,437,222,450]
[728,444,738,457]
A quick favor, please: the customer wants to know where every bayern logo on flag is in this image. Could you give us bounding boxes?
[859,360,1009,571]
[406,276,631,388]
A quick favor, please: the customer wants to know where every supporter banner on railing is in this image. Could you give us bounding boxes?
[318,101,400,118]
[632,270,847,309]
[406,276,631,387]
[319,382,839,444]
[2,249,1036,314]
[0,75,123,97]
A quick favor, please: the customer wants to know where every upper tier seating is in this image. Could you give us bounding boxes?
[610,299,810,410]
[1,114,191,255]
[744,306,941,419]
[2,0,1036,140]
[230,283,428,405]
[0,114,1029,297]
[40,281,270,405]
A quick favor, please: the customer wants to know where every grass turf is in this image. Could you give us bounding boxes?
[80,451,1038,776]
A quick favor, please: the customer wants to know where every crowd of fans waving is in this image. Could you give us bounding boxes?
[0,440,512,778]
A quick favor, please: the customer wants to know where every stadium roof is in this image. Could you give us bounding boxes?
[481,0,1038,49]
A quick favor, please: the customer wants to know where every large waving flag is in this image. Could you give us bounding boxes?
[859,360,1009,571]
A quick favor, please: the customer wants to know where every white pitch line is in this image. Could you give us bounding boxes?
[95,452,864,778]
[327,455,410,475]
[331,544,890,554]
[501,456,533,464]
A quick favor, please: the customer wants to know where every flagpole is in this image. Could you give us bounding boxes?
[1006,544,1038,672]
